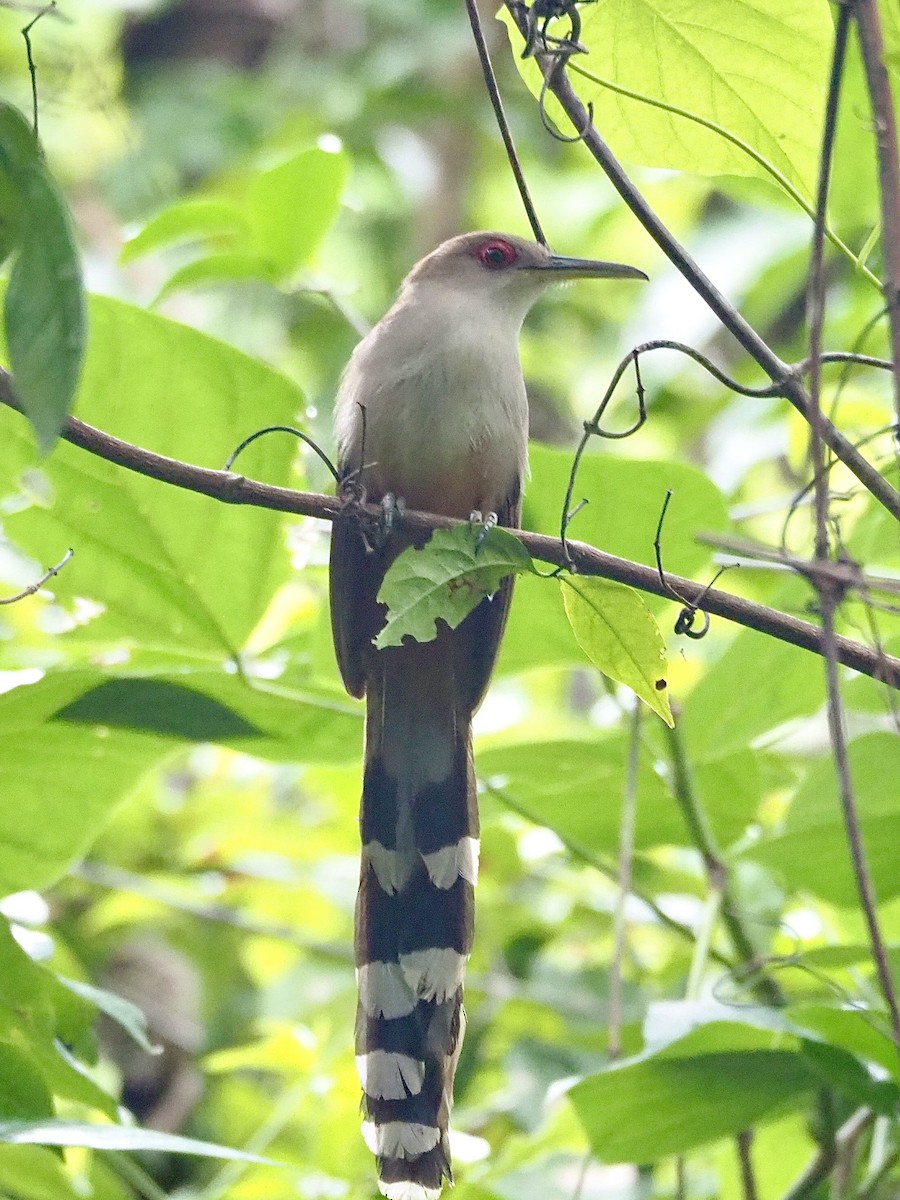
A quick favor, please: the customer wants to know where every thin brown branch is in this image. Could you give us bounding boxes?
[780,1108,874,1200]
[665,717,784,1009]
[736,1130,759,1200]
[607,701,640,1060]
[807,5,900,1049]
[0,546,72,604]
[1,383,899,688]
[854,0,900,429]
[499,2,900,522]
[465,0,546,245]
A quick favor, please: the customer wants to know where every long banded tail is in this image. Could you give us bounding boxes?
[355,639,478,1200]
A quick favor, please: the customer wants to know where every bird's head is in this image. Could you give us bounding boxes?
[401,230,647,324]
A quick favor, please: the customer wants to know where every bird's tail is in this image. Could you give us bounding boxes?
[355,637,478,1200]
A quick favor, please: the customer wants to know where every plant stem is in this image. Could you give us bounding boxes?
[665,718,784,1008]
[854,0,900,433]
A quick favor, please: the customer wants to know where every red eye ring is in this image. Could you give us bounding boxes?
[476,238,518,270]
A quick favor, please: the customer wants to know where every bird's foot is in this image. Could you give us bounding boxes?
[469,510,498,550]
[377,493,406,544]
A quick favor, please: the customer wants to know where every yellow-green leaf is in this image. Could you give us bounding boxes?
[560,575,674,726]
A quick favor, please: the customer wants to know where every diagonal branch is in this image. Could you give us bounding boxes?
[1,384,898,689]
[499,3,900,522]
[854,0,900,425]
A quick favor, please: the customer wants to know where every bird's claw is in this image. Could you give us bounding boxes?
[378,493,406,543]
[470,510,498,550]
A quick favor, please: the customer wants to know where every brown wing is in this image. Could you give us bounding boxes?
[329,506,383,700]
[330,479,523,707]
[451,481,522,715]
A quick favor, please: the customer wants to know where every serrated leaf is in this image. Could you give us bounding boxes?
[0,102,85,454]
[0,1121,276,1162]
[375,526,535,649]
[560,576,673,725]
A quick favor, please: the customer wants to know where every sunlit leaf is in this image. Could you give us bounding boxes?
[560,575,673,725]
[0,1120,276,1162]
[502,0,830,197]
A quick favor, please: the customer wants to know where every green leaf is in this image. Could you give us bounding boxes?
[480,736,681,855]
[0,102,85,454]
[0,1145,86,1200]
[0,1121,276,1162]
[55,978,156,1057]
[375,526,535,649]
[122,146,348,292]
[523,447,729,584]
[0,1046,53,1121]
[0,293,302,653]
[560,576,673,725]
[0,103,34,264]
[749,732,900,905]
[55,679,265,741]
[156,251,275,299]
[570,1047,815,1162]
[120,198,245,264]
[502,0,831,197]
[497,570,588,675]
[680,628,826,758]
[0,920,116,1118]
[0,666,360,894]
[789,1004,900,1080]
[243,147,348,281]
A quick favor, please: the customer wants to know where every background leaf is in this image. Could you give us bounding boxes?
[0,102,84,453]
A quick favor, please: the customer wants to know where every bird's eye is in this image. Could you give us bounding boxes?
[476,239,518,270]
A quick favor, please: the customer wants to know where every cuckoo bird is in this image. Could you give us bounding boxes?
[329,231,645,1200]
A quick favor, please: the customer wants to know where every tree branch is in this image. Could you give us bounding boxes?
[854,0,900,427]
[1,385,898,688]
[499,3,900,522]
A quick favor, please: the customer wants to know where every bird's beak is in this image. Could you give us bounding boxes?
[531,255,648,282]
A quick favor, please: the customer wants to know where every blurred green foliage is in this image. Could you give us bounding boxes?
[0,1,899,1199]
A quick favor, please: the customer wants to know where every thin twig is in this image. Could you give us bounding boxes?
[1,381,898,687]
[664,717,784,1008]
[20,1,55,140]
[0,546,72,604]
[465,0,546,244]
[75,861,353,962]
[697,533,900,599]
[806,4,900,1050]
[736,1131,759,1200]
[854,0,900,435]
[607,700,640,1060]
[779,1109,874,1200]
[499,2,900,521]
[485,782,734,968]
[223,424,341,483]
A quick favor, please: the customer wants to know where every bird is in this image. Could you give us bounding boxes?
[329,231,646,1200]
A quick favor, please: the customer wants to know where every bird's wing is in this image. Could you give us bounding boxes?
[451,480,522,715]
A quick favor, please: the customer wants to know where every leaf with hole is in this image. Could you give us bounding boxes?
[375,526,535,649]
